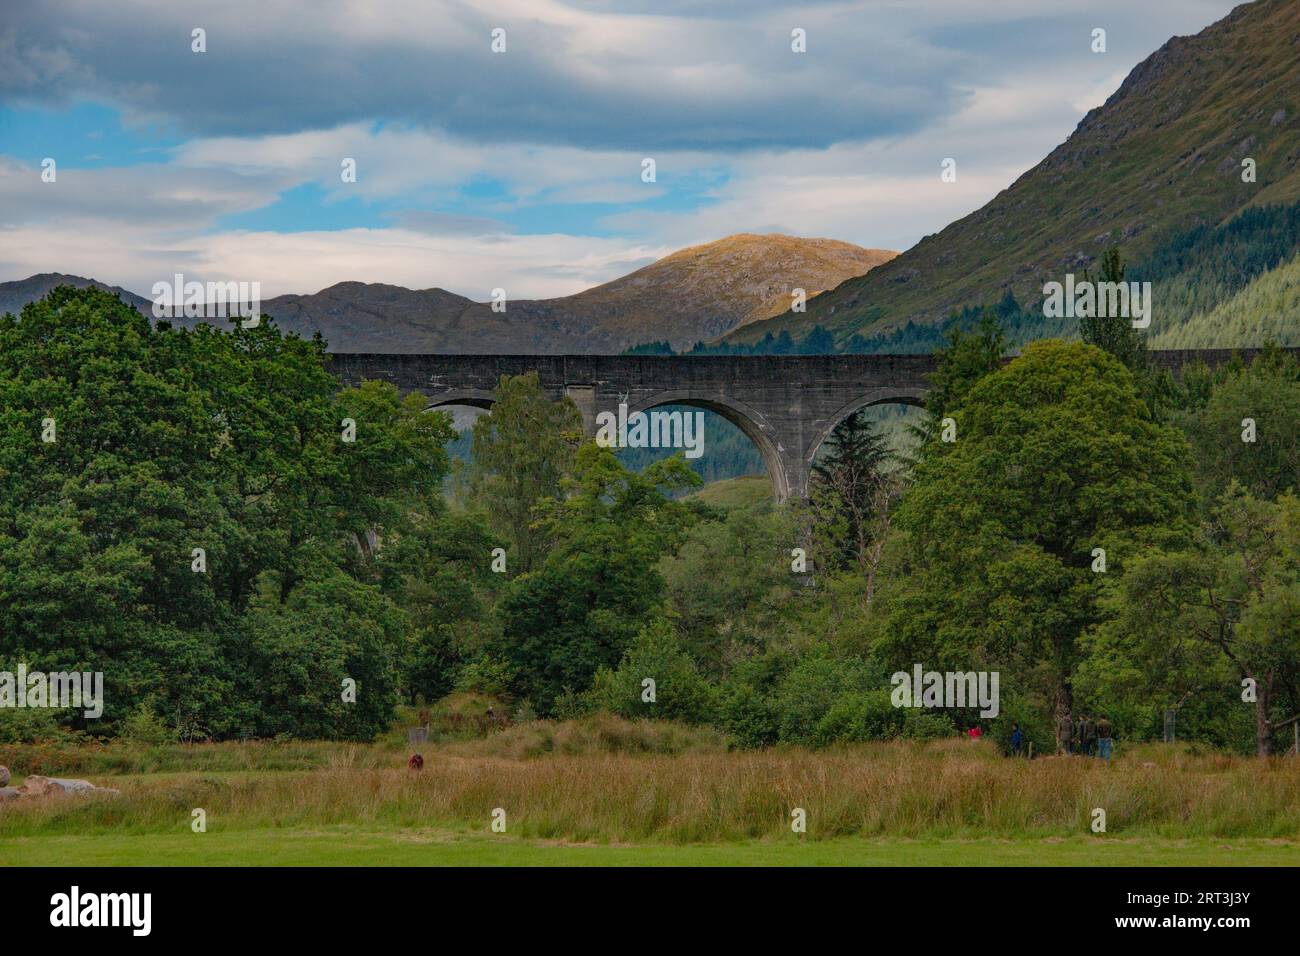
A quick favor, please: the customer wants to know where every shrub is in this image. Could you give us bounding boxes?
[813,691,903,744]
[455,656,514,698]
[900,709,957,740]
[0,707,74,745]
[581,619,718,724]
[773,646,875,745]
[117,701,177,745]
[717,682,780,748]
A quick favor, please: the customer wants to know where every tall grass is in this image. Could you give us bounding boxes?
[0,714,724,776]
[3,723,1298,844]
[0,739,386,777]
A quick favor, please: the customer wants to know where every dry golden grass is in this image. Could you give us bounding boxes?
[4,727,1299,844]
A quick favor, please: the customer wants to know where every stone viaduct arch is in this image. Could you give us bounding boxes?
[627,390,794,500]
[329,348,1289,502]
[331,353,936,501]
[425,388,496,412]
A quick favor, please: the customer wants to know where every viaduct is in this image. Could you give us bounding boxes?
[329,348,1288,502]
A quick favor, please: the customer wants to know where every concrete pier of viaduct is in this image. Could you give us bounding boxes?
[329,348,1288,502]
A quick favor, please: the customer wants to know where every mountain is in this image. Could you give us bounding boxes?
[0,234,893,353]
[728,0,1300,348]
[562,234,894,338]
[260,233,891,352]
[0,273,153,319]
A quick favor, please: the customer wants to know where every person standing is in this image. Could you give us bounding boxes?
[1080,713,1097,757]
[1097,715,1114,761]
[1010,722,1024,757]
[1058,713,1074,755]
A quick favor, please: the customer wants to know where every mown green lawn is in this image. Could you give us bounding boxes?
[3,830,1296,866]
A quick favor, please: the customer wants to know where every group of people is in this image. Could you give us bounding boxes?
[1066,713,1114,759]
[1001,716,1114,759]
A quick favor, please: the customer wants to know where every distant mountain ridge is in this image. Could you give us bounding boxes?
[729,0,1300,348]
[0,234,894,354]
[0,273,153,319]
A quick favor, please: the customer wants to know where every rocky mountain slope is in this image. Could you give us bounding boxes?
[729,0,1300,347]
[0,273,152,319]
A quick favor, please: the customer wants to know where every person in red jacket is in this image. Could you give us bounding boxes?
[966,726,983,740]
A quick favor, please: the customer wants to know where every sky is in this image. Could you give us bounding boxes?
[0,0,1244,301]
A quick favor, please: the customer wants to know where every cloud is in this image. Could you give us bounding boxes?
[383,210,511,236]
[0,0,1246,298]
[0,155,287,230]
[2,0,965,149]
[171,123,683,205]
[0,218,674,301]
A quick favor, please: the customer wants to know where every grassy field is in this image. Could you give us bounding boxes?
[3,713,1299,866]
[5,831,1295,866]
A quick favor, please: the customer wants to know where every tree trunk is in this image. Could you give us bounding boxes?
[1054,679,1073,754]
[279,568,298,605]
[1256,680,1273,757]
[863,537,885,606]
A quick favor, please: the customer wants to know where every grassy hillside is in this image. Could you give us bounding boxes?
[563,233,894,347]
[689,474,772,509]
[730,0,1300,347]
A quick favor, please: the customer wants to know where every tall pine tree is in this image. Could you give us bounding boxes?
[812,410,892,571]
[1080,246,1147,371]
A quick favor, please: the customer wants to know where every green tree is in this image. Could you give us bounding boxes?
[799,325,836,354]
[237,569,406,739]
[496,444,699,713]
[872,340,1195,751]
[1082,487,1300,755]
[582,618,718,723]
[908,308,1005,460]
[0,286,458,739]
[661,506,797,673]
[379,508,502,703]
[770,644,875,745]
[1079,246,1146,371]
[468,373,583,573]
[811,410,895,574]
[1079,246,1180,417]
[1180,346,1300,502]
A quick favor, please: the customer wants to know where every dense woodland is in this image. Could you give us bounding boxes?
[1,285,1298,755]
